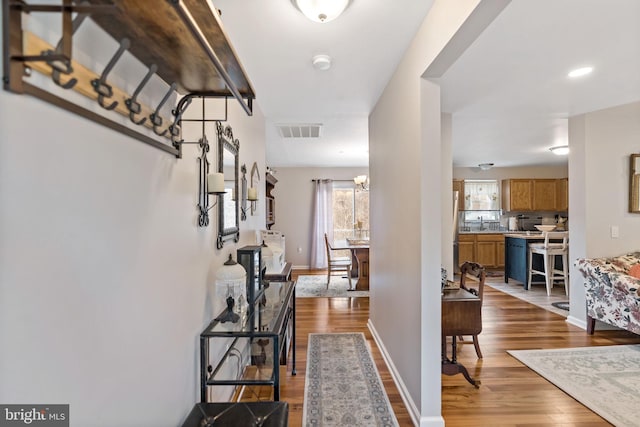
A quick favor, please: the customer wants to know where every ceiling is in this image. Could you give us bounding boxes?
[214,0,640,169]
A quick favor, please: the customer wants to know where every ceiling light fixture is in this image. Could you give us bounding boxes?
[292,0,351,23]
[549,145,570,155]
[354,174,368,191]
[312,54,332,71]
[568,66,593,78]
[478,163,494,171]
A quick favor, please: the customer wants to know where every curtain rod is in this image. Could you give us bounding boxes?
[311,179,354,182]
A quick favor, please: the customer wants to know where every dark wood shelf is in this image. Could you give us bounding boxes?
[84,0,255,98]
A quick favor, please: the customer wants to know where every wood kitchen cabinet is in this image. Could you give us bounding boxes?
[533,179,557,211]
[458,234,475,265]
[458,233,504,268]
[556,178,568,212]
[476,234,504,268]
[502,179,533,211]
[502,178,568,212]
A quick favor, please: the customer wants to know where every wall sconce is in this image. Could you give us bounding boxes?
[249,162,260,215]
[178,96,225,227]
[354,174,369,191]
[195,136,226,227]
[240,164,248,221]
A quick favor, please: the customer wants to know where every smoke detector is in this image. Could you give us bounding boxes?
[312,54,331,71]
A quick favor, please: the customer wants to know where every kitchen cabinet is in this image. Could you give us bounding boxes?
[533,179,557,211]
[502,178,568,212]
[458,234,475,264]
[458,233,504,268]
[502,179,533,211]
[556,178,568,212]
[497,240,505,268]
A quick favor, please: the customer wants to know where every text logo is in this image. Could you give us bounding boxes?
[0,405,69,426]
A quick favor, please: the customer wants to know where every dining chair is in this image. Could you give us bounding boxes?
[457,261,486,359]
[527,231,569,296]
[324,233,353,290]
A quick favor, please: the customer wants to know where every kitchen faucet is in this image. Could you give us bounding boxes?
[478,215,484,231]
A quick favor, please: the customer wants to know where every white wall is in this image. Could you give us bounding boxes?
[568,101,640,326]
[0,11,267,425]
[268,166,368,268]
[368,1,510,425]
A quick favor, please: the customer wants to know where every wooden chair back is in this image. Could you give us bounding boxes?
[460,261,486,301]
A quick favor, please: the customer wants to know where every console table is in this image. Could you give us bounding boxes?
[200,281,296,402]
[442,288,481,387]
[264,262,292,282]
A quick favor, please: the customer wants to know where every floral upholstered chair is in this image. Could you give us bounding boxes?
[575,252,640,334]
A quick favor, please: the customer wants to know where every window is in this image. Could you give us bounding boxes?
[332,182,369,241]
[463,180,500,222]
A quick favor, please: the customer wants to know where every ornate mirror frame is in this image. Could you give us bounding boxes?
[216,122,240,248]
[630,154,640,213]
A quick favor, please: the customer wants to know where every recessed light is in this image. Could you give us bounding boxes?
[568,67,593,78]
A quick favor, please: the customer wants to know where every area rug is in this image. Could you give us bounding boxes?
[508,345,640,427]
[303,333,398,426]
[551,301,570,311]
[296,275,369,298]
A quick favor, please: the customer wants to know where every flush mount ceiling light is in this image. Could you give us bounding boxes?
[312,54,332,71]
[478,163,494,171]
[292,0,351,23]
[550,145,570,155]
[568,66,593,78]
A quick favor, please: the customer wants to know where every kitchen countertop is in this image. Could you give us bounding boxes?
[459,230,508,234]
[503,232,546,239]
[459,231,555,237]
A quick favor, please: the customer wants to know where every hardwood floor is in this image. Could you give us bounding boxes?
[247,270,640,426]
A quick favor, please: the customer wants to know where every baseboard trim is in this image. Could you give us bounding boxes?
[566,315,586,330]
[368,319,423,427]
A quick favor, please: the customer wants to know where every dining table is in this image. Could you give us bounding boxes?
[332,239,369,291]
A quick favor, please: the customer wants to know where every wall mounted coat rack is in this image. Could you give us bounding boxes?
[2,0,256,158]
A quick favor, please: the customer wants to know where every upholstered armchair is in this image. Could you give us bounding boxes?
[575,251,640,335]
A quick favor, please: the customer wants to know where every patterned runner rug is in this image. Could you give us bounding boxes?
[295,275,369,298]
[303,333,398,426]
[508,345,640,427]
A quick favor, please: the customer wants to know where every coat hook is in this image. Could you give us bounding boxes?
[91,38,130,110]
[150,83,177,137]
[124,64,157,125]
[169,96,193,144]
[44,1,90,89]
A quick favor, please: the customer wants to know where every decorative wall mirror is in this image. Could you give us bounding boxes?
[629,154,640,213]
[216,122,240,248]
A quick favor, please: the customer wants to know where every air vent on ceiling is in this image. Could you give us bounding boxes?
[276,123,322,138]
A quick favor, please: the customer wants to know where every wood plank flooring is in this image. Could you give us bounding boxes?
[244,271,640,426]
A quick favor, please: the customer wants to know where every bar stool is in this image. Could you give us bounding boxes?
[527,231,569,296]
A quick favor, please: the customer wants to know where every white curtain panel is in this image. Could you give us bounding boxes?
[310,179,333,269]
